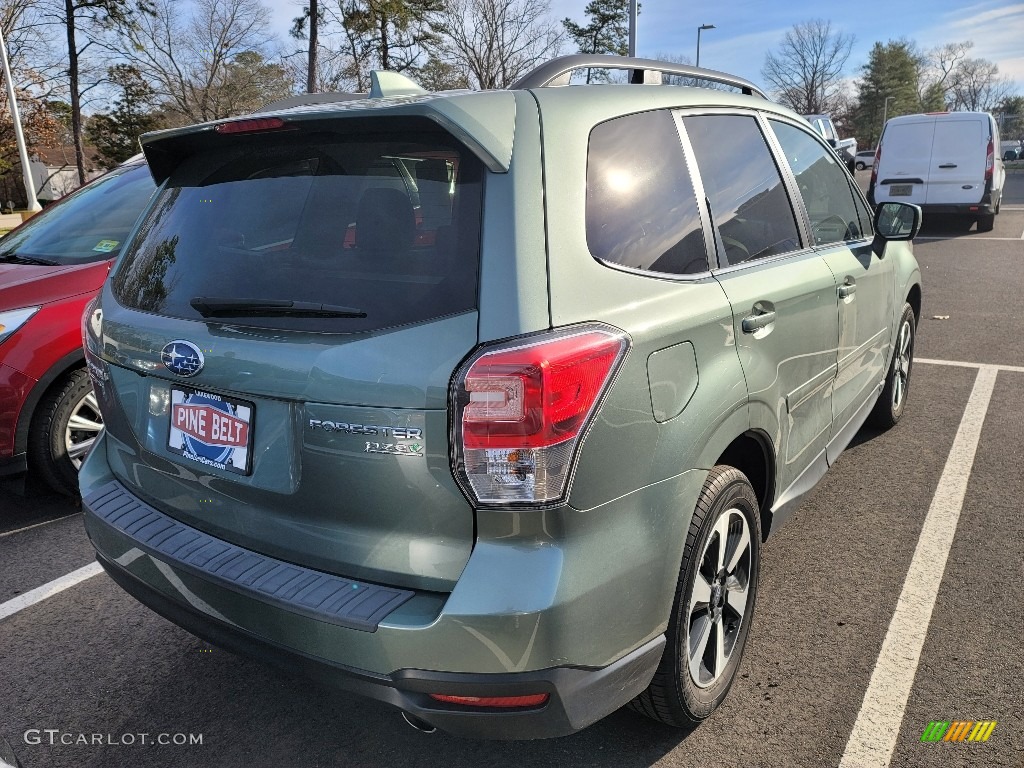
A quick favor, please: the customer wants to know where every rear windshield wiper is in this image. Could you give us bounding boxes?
[190,297,367,318]
[0,253,59,266]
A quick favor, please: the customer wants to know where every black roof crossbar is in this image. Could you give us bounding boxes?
[509,54,767,99]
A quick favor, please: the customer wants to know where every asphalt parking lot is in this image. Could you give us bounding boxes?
[2,172,1022,768]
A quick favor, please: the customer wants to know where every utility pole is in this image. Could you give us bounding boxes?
[0,21,41,212]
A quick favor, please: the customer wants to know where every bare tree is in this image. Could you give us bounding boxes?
[2,0,64,94]
[46,0,150,185]
[917,40,971,107]
[431,0,562,89]
[949,57,1015,111]
[119,0,282,123]
[762,19,854,114]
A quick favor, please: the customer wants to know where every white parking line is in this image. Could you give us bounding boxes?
[0,512,80,539]
[916,236,1024,241]
[0,562,103,622]
[917,357,1024,373]
[839,366,998,767]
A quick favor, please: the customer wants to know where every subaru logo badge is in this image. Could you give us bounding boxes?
[161,340,205,377]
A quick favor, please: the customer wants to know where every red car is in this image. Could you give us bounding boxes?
[0,157,156,495]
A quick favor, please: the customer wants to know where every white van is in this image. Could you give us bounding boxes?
[868,111,1004,231]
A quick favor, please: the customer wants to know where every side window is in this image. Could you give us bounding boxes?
[586,110,709,276]
[770,120,867,245]
[681,114,801,266]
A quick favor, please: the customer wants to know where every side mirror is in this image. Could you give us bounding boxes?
[827,138,838,148]
[872,202,922,257]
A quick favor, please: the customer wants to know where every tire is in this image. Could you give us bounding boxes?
[869,303,915,429]
[976,213,994,232]
[855,161,866,171]
[630,466,761,727]
[28,369,103,496]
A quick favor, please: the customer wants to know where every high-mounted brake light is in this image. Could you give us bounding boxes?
[214,117,286,135]
[429,693,549,708]
[451,324,629,507]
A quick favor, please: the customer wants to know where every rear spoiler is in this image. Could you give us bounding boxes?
[140,88,517,183]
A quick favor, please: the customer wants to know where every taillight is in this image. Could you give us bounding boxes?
[985,137,994,183]
[451,324,629,507]
[870,144,881,190]
[214,117,286,134]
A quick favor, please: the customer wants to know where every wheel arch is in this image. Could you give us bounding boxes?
[906,282,922,324]
[16,349,86,457]
[713,429,775,542]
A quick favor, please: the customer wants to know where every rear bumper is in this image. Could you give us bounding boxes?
[915,203,997,216]
[79,437,698,738]
[95,551,664,739]
[869,186,998,216]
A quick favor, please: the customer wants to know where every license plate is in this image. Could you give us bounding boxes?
[168,387,254,475]
[890,184,913,196]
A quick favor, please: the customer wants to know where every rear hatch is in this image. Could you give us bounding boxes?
[99,113,493,592]
[924,116,987,205]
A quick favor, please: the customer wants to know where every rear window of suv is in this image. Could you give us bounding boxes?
[113,124,483,333]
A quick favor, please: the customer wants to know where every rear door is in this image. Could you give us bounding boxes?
[925,116,986,205]
[875,117,934,206]
[680,112,839,495]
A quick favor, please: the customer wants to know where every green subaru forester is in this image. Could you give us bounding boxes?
[80,55,922,739]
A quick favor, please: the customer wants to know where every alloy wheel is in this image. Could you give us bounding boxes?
[687,507,752,688]
[892,319,912,411]
[65,389,104,469]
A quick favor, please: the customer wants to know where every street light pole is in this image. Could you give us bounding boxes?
[696,24,715,68]
[628,0,637,56]
[882,95,896,130]
[0,22,40,212]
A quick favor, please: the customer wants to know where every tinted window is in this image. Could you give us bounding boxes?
[586,110,708,276]
[113,127,482,333]
[770,120,868,245]
[0,163,155,266]
[682,114,800,266]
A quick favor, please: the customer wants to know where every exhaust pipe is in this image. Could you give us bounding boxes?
[401,711,437,734]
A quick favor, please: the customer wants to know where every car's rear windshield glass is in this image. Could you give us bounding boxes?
[113,122,483,333]
[0,162,155,266]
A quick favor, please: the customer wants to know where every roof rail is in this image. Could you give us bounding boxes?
[509,54,767,99]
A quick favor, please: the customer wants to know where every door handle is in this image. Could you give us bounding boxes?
[741,310,777,333]
[938,163,957,168]
[838,283,857,298]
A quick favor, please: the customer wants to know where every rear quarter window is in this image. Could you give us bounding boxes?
[113,124,482,333]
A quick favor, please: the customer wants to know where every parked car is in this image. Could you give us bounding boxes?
[0,156,156,495]
[855,149,876,170]
[869,111,1005,232]
[80,55,922,739]
[1003,147,1021,161]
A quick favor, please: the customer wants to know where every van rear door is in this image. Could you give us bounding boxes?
[925,115,987,206]
[876,117,934,205]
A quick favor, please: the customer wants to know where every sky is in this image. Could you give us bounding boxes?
[266,0,1024,95]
